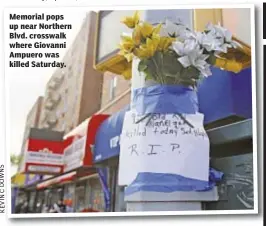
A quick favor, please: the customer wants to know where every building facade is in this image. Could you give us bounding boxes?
[18,96,43,173]
[39,12,103,135]
[98,71,130,115]
[14,12,107,213]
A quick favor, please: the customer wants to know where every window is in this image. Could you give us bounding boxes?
[28,191,37,212]
[90,179,105,212]
[75,183,86,212]
[109,76,117,101]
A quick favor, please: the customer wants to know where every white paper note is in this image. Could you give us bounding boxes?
[118,110,210,186]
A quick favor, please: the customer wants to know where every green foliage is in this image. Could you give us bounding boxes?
[138,50,201,88]
[10,154,22,166]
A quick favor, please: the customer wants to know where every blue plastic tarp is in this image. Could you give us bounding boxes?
[131,84,199,115]
[125,168,224,196]
[97,168,111,211]
[197,67,252,124]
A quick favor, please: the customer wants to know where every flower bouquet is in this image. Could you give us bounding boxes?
[119,11,243,88]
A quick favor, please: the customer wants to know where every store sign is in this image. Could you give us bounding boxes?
[63,136,87,172]
[23,138,64,175]
[63,114,109,172]
[110,135,120,149]
[26,150,64,165]
[27,165,62,174]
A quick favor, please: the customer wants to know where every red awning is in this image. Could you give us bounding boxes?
[62,114,109,171]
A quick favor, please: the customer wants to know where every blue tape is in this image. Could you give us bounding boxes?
[127,84,223,196]
[125,168,224,196]
[132,85,199,115]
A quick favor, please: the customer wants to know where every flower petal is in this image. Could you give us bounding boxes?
[178,55,191,68]
[172,41,185,56]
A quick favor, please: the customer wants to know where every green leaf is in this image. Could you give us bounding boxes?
[162,52,182,76]
[186,66,200,79]
[142,67,155,81]
[164,72,178,78]
[146,59,161,82]
[138,59,148,72]
[144,71,154,81]
[154,51,163,67]
[207,53,216,65]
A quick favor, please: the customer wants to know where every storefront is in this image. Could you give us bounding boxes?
[93,105,130,212]
[74,181,86,212]
[63,182,75,212]
[11,173,27,213]
[88,176,105,212]
[35,171,107,212]
[29,114,110,213]
[61,114,110,212]
[72,172,105,212]
[36,171,76,212]
[35,189,45,213]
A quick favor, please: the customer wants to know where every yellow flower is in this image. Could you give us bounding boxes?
[153,23,162,35]
[132,25,142,46]
[134,46,149,59]
[140,22,154,38]
[139,23,162,39]
[119,37,135,52]
[124,53,134,62]
[120,35,134,45]
[119,35,135,62]
[122,67,132,80]
[118,49,134,62]
[134,35,160,59]
[121,11,140,28]
[149,33,160,50]
[157,37,176,52]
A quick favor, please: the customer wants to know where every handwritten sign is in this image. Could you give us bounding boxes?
[118,110,210,186]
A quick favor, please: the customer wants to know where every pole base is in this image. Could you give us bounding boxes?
[125,187,218,212]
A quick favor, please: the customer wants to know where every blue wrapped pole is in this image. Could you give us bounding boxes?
[121,84,224,196]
